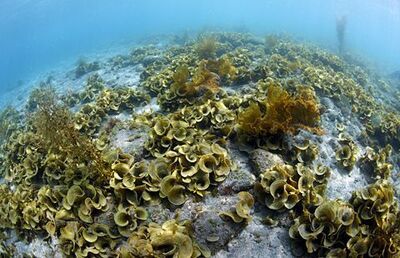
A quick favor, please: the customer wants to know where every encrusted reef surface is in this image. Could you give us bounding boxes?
[0,32,400,258]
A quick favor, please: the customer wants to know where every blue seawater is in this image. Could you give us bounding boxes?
[0,0,400,95]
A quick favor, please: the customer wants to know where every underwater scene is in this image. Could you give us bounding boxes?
[1,0,400,257]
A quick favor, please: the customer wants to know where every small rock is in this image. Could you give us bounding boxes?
[250,149,284,176]
[213,219,302,258]
[109,126,149,158]
[217,142,256,194]
[218,169,255,195]
[320,97,335,110]
[326,166,368,201]
[5,230,61,258]
[193,210,243,254]
[146,204,174,224]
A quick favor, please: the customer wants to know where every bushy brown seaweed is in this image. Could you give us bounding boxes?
[29,86,110,184]
[158,60,225,111]
[238,83,322,136]
[195,36,218,60]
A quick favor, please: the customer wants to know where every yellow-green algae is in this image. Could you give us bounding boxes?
[219,191,255,224]
[335,133,359,171]
[0,32,399,257]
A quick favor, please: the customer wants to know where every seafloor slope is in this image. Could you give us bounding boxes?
[0,32,399,258]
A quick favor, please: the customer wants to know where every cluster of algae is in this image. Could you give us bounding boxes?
[237,81,322,136]
[219,191,254,224]
[254,143,399,257]
[335,133,359,171]
[0,31,399,257]
[75,59,101,78]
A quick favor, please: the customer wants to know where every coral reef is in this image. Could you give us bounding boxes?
[0,31,399,258]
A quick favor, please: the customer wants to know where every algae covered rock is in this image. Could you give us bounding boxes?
[214,217,301,258]
[250,149,284,176]
[217,167,255,194]
[218,143,256,194]
[193,210,242,254]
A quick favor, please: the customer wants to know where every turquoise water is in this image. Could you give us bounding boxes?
[1,0,400,93]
